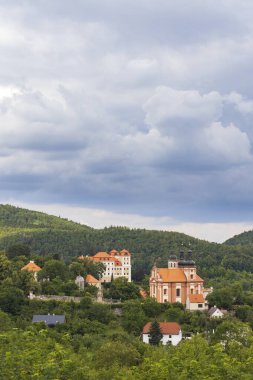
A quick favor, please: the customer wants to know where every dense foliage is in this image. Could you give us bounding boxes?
[1,205,253,378]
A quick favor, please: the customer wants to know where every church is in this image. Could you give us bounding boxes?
[149,250,209,310]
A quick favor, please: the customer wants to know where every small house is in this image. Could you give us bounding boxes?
[186,294,208,311]
[208,306,225,318]
[21,261,42,281]
[142,322,182,346]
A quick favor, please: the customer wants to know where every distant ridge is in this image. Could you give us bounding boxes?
[224,229,253,246]
[1,204,253,279]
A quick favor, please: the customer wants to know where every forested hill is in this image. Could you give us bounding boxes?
[1,204,253,281]
[225,230,253,246]
[0,204,91,230]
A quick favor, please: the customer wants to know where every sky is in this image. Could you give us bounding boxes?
[1,0,253,243]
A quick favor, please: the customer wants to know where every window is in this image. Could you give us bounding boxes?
[190,289,194,294]
[176,288,180,297]
[164,289,167,295]
[190,274,193,279]
[198,304,203,308]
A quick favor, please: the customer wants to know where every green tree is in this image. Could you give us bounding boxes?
[0,286,26,315]
[38,259,68,281]
[148,320,163,345]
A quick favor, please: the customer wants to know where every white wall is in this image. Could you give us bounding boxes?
[143,331,182,346]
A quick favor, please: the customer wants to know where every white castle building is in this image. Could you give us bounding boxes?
[79,249,131,282]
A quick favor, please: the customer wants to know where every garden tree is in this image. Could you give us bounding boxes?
[11,269,37,295]
[206,288,234,309]
[142,298,164,318]
[40,277,79,296]
[235,305,252,322]
[0,286,26,315]
[84,303,115,324]
[166,305,185,322]
[103,277,140,301]
[148,320,163,345]
[76,257,105,279]
[0,252,11,281]
[95,341,142,368]
[122,300,148,335]
[0,310,13,331]
[38,259,68,281]
[211,319,252,348]
[6,244,31,259]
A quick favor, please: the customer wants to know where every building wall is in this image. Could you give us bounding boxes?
[150,266,205,308]
[98,254,131,282]
[143,332,182,346]
[188,302,207,311]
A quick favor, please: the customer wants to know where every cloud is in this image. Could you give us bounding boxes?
[1,0,253,234]
[203,122,251,164]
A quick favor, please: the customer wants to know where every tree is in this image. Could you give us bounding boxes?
[0,253,11,281]
[148,320,163,345]
[38,260,68,281]
[6,244,31,260]
[0,286,26,315]
[122,300,147,335]
[104,277,140,301]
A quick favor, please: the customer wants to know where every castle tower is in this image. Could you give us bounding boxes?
[168,254,178,268]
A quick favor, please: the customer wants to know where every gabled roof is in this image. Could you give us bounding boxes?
[208,307,224,316]
[21,261,42,272]
[94,252,110,258]
[32,315,65,325]
[158,268,187,283]
[143,322,181,335]
[194,274,204,282]
[86,274,99,283]
[189,294,205,303]
[120,249,131,256]
[110,249,119,255]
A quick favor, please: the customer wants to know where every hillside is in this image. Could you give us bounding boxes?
[1,204,253,282]
[225,229,253,246]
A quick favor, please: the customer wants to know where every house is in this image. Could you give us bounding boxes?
[142,322,182,346]
[186,294,207,311]
[21,261,42,280]
[149,250,208,310]
[32,315,65,326]
[78,249,131,282]
[85,274,101,288]
[208,306,225,318]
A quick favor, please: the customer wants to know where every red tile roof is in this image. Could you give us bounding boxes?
[120,249,131,256]
[143,322,181,335]
[94,252,110,258]
[189,294,205,303]
[194,274,204,282]
[86,274,99,283]
[158,268,187,283]
[21,261,42,272]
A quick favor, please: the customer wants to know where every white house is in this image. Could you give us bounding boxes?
[142,322,182,346]
[208,306,225,318]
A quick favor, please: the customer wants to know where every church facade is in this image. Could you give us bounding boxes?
[149,251,209,310]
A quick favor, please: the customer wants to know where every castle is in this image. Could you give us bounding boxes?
[79,249,131,282]
[149,250,209,310]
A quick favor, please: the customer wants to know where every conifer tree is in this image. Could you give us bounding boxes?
[149,320,163,345]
